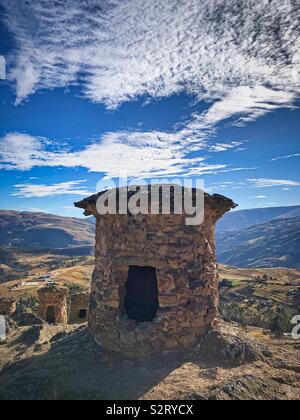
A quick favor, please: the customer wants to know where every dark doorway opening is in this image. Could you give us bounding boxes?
[79,309,87,319]
[125,266,159,323]
[46,306,56,324]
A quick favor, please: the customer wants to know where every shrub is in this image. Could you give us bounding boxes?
[64,283,87,295]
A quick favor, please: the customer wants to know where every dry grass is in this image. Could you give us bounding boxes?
[0,324,299,400]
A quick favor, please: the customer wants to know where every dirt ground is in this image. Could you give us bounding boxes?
[0,323,299,400]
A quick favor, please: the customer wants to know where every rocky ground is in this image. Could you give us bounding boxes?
[0,320,299,400]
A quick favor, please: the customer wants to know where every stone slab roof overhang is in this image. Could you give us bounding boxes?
[74,185,238,218]
[74,185,238,216]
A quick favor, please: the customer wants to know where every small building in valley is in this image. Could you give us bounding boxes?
[0,297,17,316]
[69,292,89,324]
[37,284,89,325]
[75,185,237,357]
[38,284,69,325]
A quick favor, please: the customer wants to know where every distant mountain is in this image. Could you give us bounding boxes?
[217,205,300,233]
[217,217,300,268]
[1,207,300,271]
[0,210,95,249]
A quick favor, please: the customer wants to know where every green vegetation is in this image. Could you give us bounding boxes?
[16,296,39,314]
[220,301,294,335]
[219,278,243,288]
[270,308,292,336]
[64,283,88,295]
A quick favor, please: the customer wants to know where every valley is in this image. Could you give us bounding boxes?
[0,208,299,401]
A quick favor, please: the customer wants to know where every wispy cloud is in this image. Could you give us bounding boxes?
[0,133,53,171]
[1,0,299,115]
[248,178,300,188]
[0,131,250,178]
[12,180,93,198]
[271,153,300,161]
[208,141,245,153]
[22,207,48,213]
[251,195,267,199]
[1,1,299,179]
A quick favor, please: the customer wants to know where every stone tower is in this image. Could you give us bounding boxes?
[75,186,236,357]
[38,284,69,325]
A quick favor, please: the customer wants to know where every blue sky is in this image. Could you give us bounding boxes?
[0,0,299,218]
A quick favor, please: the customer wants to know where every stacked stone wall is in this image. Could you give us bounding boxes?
[0,299,16,316]
[69,293,89,324]
[90,210,221,357]
[38,285,69,325]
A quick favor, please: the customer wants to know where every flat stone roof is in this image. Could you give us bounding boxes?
[75,185,237,216]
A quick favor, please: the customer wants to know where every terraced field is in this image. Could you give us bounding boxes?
[0,257,94,299]
[219,265,300,332]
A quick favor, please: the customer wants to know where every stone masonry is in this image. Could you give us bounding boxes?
[38,284,69,325]
[69,292,89,324]
[75,186,237,358]
[0,298,17,316]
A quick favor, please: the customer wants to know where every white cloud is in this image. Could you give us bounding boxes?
[248,178,300,188]
[1,1,299,179]
[63,206,79,210]
[208,141,245,153]
[257,202,277,207]
[0,131,249,178]
[22,207,47,213]
[12,180,93,198]
[271,153,300,161]
[0,133,52,170]
[201,86,296,127]
[1,0,299,118]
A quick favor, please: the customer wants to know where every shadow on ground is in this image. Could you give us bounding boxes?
[0,328,186,400]
[0,324,299,400]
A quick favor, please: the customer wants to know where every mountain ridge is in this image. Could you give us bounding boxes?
[217,205,300,233]
[1,206,300,270]
[0,210,95,249]
[217,216,300,268]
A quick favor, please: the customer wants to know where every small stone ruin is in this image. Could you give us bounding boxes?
[37,284,89,325]
[38,284,69,325]
[0,297,17,317]
[75,185,237,358]
[69,292,89,324]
